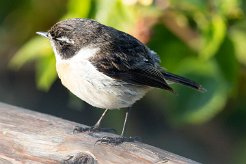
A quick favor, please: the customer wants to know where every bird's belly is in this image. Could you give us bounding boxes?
[56,61,149,109]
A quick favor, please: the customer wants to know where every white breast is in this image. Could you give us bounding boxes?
[55,47,150,109]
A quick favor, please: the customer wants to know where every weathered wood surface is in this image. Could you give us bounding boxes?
[0,102,200,164]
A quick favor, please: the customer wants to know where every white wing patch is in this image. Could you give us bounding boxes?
[56,36,75,44]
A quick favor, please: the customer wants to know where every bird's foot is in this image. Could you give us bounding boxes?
[73,126,116,134]
[95,136,141,145]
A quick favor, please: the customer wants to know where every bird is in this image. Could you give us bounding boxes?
[37,18,205,143]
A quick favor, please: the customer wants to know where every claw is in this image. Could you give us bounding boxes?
[73,126,91,134]
[73,126,116,134]
[95,136,141,145]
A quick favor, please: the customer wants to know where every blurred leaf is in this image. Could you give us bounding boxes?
[170,0,207,12]
[218,0,243,18]
[147,23,196,70]
[166,58,227,124]
[230,22,246,66]
[215,36,239,90]
[63,0,92,18]
[36,54,57,91]
[200,15,226,60]
[9,37,51,70]
[9,36,56,91]
[95,0,135,31]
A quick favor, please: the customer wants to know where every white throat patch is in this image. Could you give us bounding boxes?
[70,47,100,63]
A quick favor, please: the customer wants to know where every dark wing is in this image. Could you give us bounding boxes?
[89,25,173,92]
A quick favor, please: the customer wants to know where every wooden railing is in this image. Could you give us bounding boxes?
[0,102,200,164]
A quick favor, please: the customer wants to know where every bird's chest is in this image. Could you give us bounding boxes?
[56,60,111,99]
[56,60,147,109]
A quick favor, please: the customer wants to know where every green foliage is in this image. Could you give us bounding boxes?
[199,15,226,60]
[167,58,228,124]
[64,0,92,18]
[9,37,57,91]
[35,54,57,91]
[9,0,245,125]
[9,37,50,70]
[230,21,246,66]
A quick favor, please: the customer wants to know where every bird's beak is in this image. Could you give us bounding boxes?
[36,32,49,38]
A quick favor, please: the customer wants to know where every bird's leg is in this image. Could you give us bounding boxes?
[93,109,109,129]
[96,108,141,145]
[92,109,116,133]
[121,107,129,136]
[74,109,115,133]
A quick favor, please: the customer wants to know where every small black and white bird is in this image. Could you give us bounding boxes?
[37,18,205,142]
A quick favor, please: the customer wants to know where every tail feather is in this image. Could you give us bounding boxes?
[163,72,206,92]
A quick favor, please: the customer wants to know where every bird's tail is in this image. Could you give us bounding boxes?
[163,72,206,92]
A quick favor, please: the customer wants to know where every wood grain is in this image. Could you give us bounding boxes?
[0,102,200,164]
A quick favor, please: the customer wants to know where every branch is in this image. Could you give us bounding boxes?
[0,102,200,164]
